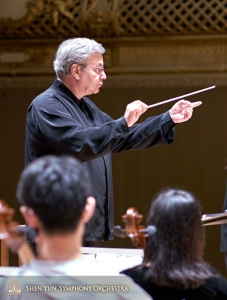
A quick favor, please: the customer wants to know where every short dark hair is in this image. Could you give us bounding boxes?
[143,188,212,289]
[16,155,91,234]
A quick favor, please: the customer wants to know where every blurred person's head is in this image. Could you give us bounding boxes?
[143,188,211,289]
[16,155,95,236]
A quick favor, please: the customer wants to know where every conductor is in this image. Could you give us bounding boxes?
[25,37,202,246]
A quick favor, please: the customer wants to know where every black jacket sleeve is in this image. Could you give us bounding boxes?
[112,111,175,153]
[29,96,175,162]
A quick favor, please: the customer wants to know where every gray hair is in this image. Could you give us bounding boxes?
[53,38,105,79]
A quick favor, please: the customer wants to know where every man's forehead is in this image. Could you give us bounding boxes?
[85,52,103,64]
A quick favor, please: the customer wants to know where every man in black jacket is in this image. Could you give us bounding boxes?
[25,37,202,246]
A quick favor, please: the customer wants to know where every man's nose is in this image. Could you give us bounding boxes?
[100,70,107,80]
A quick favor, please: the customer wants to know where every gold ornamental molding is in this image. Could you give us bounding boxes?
[0,0,227,39]
[1,36,227,77]
[1,1,227,86]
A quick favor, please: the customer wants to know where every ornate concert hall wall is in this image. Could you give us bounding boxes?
[0,0,227,275]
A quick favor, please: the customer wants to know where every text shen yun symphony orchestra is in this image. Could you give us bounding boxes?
[25,285,129,293]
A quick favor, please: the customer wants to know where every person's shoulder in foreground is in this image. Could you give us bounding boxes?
[121,188,227,300]
[0,155,152,299]
[122,264,227,300]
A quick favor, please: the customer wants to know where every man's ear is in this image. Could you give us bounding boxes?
[71,64,81,79]
[20,206,40,229]
[81,197,96,224]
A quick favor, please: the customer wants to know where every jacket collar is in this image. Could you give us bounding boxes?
[53,79,82,108]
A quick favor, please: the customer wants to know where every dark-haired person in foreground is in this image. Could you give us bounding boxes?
[0,155,152,300]
[25,37,202,246]
[121,189,227,300]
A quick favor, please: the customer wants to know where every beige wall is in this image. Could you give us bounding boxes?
[0,81,227,275]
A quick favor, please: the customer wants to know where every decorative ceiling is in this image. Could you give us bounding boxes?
[1,0,227,88]
[0,0,227,39]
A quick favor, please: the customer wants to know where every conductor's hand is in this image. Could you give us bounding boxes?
[124,100,148,127]
[169,99,202,123]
